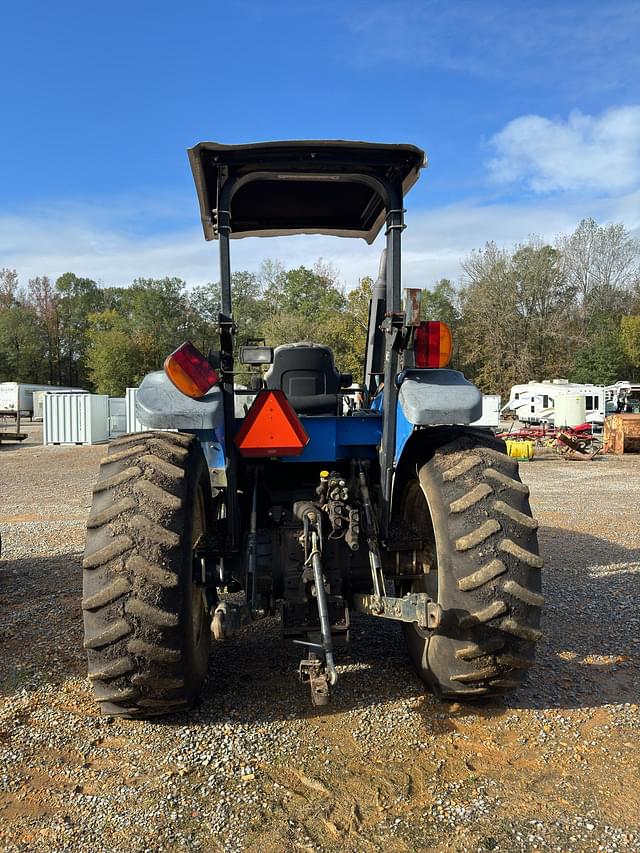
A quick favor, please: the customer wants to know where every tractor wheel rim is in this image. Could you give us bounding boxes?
[403,479,438,638]
[191,484,206,646]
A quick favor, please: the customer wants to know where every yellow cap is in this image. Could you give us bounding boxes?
[320,470,330,478]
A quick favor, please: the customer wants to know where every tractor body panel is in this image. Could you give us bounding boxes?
[136,370,224,431]
[278,414,381,463]
[393,369,482,466]
[136,371,227,486]
[397,369,482,427]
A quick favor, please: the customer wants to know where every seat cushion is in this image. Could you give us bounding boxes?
[265,343,341,415]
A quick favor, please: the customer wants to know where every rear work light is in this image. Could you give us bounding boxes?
[235,390,309,457]
[239,345,274,366]
[414,321,453,369]
[164,341,219,399]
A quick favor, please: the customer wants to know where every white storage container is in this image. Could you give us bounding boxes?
[43,393,110,445]
[33,390,49,421]
[108,397,127,437]
[126,387,145,432]
[32,388,86,420]
[471,395,501,428]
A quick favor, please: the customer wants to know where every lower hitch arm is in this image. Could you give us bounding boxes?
[293,504,338,706]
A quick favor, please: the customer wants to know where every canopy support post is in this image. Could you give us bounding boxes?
[378,185,405,536]
[216,200,240,553]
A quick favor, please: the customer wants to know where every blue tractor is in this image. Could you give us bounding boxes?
[83,141,543,716]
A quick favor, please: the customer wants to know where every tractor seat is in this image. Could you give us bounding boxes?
[264,342,351,415]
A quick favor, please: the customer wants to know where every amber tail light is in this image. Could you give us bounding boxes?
[164,341,219,398]
[414,321,453,369]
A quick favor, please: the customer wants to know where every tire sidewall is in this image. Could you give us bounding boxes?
[399,429,542,698]
[179,444,212,698]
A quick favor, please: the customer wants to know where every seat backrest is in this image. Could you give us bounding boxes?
[264,342,341,414]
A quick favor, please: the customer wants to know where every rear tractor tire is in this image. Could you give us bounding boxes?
[82,431,213,717]
[400,430,543,699]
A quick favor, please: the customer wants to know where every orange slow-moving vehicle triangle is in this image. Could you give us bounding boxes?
[234,390,309,457]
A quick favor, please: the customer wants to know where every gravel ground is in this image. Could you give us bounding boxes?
[1,424,639,852]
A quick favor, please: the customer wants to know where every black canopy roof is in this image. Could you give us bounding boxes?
[187,140,426,244]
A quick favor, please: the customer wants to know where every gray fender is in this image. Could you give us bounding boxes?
[397,369,482,425]
[135,371,224,431]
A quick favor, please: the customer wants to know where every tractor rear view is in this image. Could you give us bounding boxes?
[82,141,543,716]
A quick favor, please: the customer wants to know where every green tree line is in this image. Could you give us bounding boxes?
[1,218,639,398]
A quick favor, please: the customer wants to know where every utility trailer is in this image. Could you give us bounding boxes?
[0,410,27,444]
[0,382,76,419]
[82,141,543,717]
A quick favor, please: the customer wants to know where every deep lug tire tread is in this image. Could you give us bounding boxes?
[401,429,543,699]
[83,431,212,718]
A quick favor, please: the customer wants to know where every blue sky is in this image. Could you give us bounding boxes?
[1,0,639,289]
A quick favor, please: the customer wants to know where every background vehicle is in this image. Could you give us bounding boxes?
[0,382,76,419]
[502,379,605,426]
[82,141,543,717]
[503,379,640,428]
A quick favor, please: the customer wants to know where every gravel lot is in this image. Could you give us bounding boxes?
[1,424,639,852]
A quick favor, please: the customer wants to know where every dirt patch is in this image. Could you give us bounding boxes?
[0,433,639,851]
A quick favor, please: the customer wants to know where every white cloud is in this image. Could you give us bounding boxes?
[2,188,638,292]
[488,106,640,194]
[3,103,638,291]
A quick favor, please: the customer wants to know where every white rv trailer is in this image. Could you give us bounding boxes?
[502,379,605,425]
